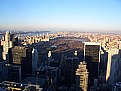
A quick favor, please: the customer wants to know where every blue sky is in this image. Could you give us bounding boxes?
[0,0,121,31]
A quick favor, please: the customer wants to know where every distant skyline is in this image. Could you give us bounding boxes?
[0,0,121,32]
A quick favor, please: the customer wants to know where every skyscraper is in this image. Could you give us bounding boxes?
[1,31,18,61]
[84,42,101,87]
[106,47,119,85]
[6,64,21,82]
[62,56,79,86]
[11,46,32,80]
[75,61,88,91]
[32,48,38,74]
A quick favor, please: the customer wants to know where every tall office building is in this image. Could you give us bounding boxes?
[0,46,2,61]
[32,48,38,74]
[0,61,8,81]
[6,64,21,82]
[75,61,88,91]
[1,31,18,61]
[11,46,32,80]
[84,42,101,87]
[106,47,120,85]
[62,56,80,86]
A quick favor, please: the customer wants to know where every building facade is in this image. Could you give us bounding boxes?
[75,61,88,91]
[1,31,18,61]
[84,42,101,88]
[11,46,32,80]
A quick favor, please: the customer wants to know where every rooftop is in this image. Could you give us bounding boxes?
[84,42,101,45]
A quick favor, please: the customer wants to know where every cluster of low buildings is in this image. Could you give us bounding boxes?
[19,33,50,45]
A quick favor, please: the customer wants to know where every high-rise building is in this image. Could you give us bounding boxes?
[62,56,80,86]
[0,61,8,81]
[75,61,88,91]
[11,46,32,80]
[84,42,101,87]
[1,31,18,61]
[0,46,3,61]
[106,48,119,85]
[32,48,38,74]
[6,64,21,82]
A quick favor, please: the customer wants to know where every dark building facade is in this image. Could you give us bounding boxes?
[7,64,21,82]
[61,56,80,87]
[84,42,101,88]
[11,46,32,80]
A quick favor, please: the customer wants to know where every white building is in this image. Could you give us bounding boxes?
[1,31,14,61]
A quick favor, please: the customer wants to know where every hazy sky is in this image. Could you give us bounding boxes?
[0,0,121,31]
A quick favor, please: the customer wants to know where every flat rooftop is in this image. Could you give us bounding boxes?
[84,42,101,45]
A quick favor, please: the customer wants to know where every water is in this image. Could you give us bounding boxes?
[65,38,89,42]
[0,31,50,39]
